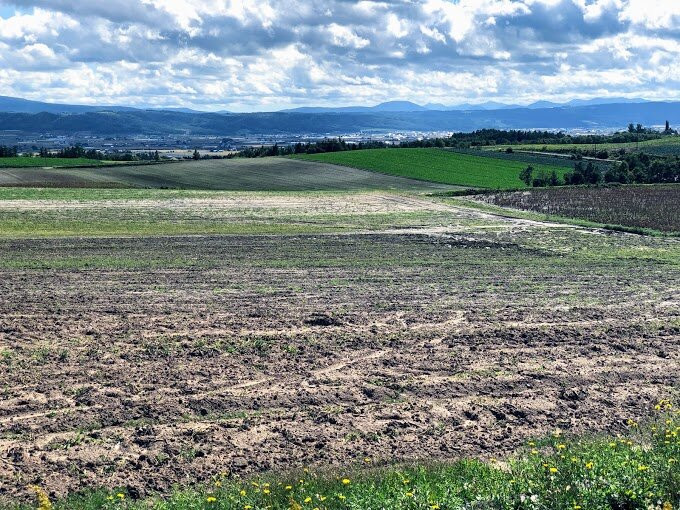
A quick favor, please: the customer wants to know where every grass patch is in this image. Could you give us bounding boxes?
[9,405,679,510]
[0,157,106,168]
[293,148,568,189]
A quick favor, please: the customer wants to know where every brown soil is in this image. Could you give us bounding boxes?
[0,209,678,503]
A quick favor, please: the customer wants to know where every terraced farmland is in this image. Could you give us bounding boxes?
[294,148,569,189]
[0,157,454,191]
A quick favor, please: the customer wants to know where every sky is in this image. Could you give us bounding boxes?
[0,0,679,112]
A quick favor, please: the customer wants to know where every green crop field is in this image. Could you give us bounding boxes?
[0,156,106,168]
[0,157,454,191]
[485,135,680,153]
[293,148,569,188]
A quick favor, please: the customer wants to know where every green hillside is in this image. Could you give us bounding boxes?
[0,157,454,191]
[294,148,569,188]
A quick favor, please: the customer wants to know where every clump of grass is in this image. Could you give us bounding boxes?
[13,402,679,510]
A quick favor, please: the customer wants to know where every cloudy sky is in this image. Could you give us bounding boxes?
[0,0,679,112]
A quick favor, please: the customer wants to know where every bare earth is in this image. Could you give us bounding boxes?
[0,193,678,502]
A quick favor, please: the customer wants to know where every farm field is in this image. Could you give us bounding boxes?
[0,157,454,191]
[475,184,680,233]
[0,188,678,507]
[486,135,680,154]
[0,157,107,168]
[293,148,569,188]
[450,147,612,171]
[0,189,467,237]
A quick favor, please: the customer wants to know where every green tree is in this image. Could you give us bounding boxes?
[519,165,534,186]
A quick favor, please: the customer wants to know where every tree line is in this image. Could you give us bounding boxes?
[230,124,676,159]
[0,146,19,157]
[2,145,162,162]
[520,153,680,188]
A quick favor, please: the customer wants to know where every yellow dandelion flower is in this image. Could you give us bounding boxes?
[206,496,217,503]
[337,494,346,501]
[557,444,566,450]
[549,467,558,474]
[304,496,312,503]
[240,489,247,496]
[215,481,222,488]
[263,489,271,495]
[531,449,538,455]
[117,493,125,500]
[285,486,293,491]
[405,492,414,498]
[29,486,52,510]
[342,478,350,485]
[585,462,594,470]
[637,465,649,471]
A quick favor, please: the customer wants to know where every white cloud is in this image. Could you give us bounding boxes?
[0,0,678,110]
[327,23,370,48]
[620,0,680,30]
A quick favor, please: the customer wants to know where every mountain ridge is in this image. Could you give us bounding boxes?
[1,101,679,136]
[0,95,653,115]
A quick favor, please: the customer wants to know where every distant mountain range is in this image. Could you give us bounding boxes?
[283,98,650,113]
[0,95,651,115]
[0,96,228,115]
[0,95,677,136]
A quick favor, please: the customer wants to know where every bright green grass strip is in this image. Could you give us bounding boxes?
[0,157,105,168]
[7,410,679,510]
[0,188,351,201]
[0,219,351,239]
[293,148,568,189]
